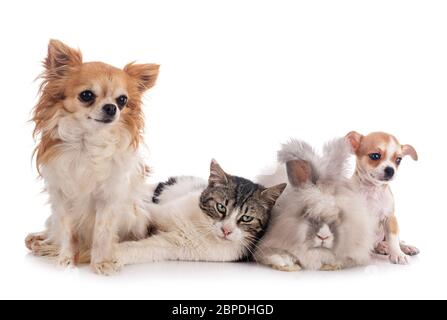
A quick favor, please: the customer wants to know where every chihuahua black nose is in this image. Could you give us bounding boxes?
[102,104,117,117]
[384,166,395,179]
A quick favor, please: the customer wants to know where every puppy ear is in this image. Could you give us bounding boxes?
[286,160,312,188]
[261,183,287,207]
[124,63,160,93]
[45,39,82,78]
[402,144,418,161]
[209,159,229,186]
[345,131,363,153]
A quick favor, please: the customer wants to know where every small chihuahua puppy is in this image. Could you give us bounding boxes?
[346,131,419,264]
[25,40,159,275]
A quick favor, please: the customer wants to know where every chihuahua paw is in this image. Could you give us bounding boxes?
[91,260,121,276]
[389,252,408,265]
[400,242,420,256]
[57,255,76,268]
[268,254,301,272]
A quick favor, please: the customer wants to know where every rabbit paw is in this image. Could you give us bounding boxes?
[57,255,76,268]
[91,260,121,276]
[320,263,342,271]
[389,252,408,265]
[400,242,420,256]
[268,254,301,272]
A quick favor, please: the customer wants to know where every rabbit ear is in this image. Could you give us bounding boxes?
[261,183,287,207]
[286,160,312,187]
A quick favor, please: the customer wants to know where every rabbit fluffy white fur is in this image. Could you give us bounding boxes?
[255,138,375,271]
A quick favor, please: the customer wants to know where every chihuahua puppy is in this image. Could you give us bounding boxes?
[25,40,159,275]
[346,131,419,264]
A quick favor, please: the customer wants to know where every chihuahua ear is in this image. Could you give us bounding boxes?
[209,159,229,187]
[45,39,82,78]
[261,183,287,207]
[402,144,418,161]
[345,131,363,153]
[286,160,312,188]
[124,63,160,93]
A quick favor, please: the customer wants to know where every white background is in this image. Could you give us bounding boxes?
[0,0,445,300]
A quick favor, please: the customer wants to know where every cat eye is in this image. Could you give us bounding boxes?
[240,215,254,223]
[368,153,381,161]
[116,95,128,109]
[216,203,226,215]
[396,157,402,165]
[79,90,95,103]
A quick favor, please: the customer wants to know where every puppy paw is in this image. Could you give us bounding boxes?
[91,260,121,276]
[320,263,342,271]
[268,254,301,272]
[374,241,389,255]
[31,241,59,257]
[400,242,420,256]
[389,252,408,265]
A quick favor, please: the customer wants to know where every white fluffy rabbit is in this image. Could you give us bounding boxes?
[255,138,375,271]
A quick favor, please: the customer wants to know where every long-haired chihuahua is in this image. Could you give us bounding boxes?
[25,40,159,275]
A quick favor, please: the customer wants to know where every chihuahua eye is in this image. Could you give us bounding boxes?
[79,90,95,103]
[216,203,226,215]
[116,95,128,109]
[240,215,254,223]
[369,153,381,161]
[396,157,402,165]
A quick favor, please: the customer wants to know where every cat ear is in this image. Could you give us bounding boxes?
[45,39,82,79]
[209,159,229,186]
[124,62,160,93]
[286,159,312,187]
[261,183,287,206]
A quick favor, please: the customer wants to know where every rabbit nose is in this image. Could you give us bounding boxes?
[317,234,329,241]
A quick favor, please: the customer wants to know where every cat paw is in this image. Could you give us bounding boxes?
[389,252,408,265]
[91,260,121,276]
[320,263,342,271]
[400,243,420,256]
[268,254,301,272]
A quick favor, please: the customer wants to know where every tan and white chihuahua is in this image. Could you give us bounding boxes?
[346,131,419,264]
[25,40,159,275]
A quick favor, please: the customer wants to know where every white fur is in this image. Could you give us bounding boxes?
[255,138,375,271]
[34,115,152,274]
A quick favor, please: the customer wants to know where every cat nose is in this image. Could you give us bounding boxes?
[221,227,233,237]
[102,104,117,117]
[317,234,329,241]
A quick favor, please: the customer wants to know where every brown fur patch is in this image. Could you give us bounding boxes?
[388,216,399,234]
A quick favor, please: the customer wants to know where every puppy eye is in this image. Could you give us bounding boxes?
[79,90,95,103]
[116,95,128,109]
[396,157,402,165]
[369,153,381,161]
[216,203,226,215]
[240,215,254,223]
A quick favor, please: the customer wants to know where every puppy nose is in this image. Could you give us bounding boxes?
[221,227,233,237]
[317,234,329,241]
[384,166,395,178]
[102,104,117,117]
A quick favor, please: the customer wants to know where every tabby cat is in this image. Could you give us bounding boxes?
[115,160,286,267]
